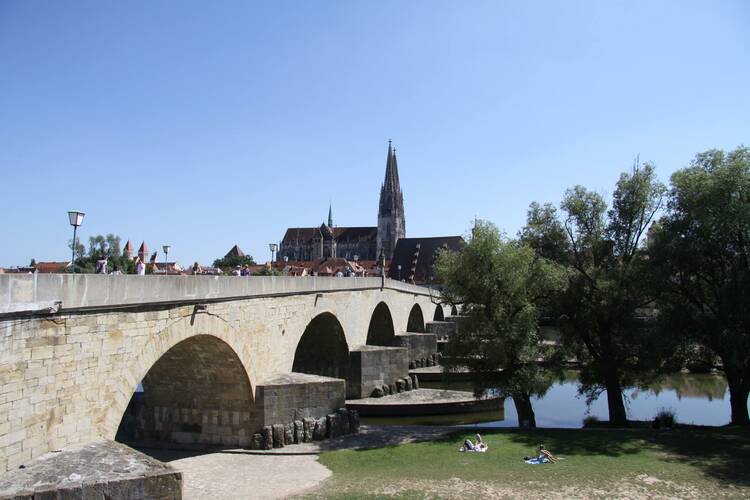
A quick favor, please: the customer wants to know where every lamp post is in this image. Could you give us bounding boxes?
[162,245,171,274]
[67,211,85,272]
[269,243,278,263]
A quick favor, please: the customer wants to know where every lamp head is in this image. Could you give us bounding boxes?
[67,211,85,227]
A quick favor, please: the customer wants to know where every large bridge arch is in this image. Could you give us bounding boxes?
[102,311,255,442]
[292,312,349,379]
[116,334,255,446]
[366,302,396,346]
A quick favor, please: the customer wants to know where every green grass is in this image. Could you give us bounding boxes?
[305,427,750,499]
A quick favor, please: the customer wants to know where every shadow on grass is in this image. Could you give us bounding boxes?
[499,426,750,486]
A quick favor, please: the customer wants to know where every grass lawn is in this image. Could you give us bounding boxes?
[303,426,750,499]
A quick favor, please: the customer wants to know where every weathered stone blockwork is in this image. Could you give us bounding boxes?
[255,373,345,427]
[0,274,448,472]
[0,441,182,499]
[347,346,409,399]
[394,332,437,366]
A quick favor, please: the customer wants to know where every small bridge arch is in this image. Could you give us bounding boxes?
[366,302,396,346]
[406,304,425,332]
[293,312,349,379]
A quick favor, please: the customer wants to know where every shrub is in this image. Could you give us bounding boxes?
[653,407,676,429]
[582,415,600,428]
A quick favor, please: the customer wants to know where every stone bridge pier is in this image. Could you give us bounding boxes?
[0,275,452,471]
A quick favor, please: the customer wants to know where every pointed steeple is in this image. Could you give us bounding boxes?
[328,202,333,227]
[377,139,406,260]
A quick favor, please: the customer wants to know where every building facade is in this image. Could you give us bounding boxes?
[278,141,406,262]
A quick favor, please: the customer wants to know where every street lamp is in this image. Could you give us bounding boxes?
[269,243,278,263]
[162,245,171,274]
[67,210,85,271]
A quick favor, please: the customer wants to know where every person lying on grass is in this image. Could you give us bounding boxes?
[459,434,488,452]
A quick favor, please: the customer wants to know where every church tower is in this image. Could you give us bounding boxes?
[377,140,406,260]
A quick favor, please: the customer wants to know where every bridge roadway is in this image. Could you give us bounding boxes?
[0,274,447,472]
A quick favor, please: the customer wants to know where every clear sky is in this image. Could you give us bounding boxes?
[1,1,748,268]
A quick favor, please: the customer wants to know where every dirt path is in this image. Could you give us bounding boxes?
[147,425,451,499]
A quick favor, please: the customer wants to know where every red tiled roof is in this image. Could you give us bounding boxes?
[34,261,72,273]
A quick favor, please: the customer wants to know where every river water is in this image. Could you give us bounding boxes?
[363,372,747,428]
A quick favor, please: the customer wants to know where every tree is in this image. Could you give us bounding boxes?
[649,147,750,425]
[212,254,256,271]
[253,266,282,276]
[526,162,671,426]
[435,220,564,427]
[69,233,132,273]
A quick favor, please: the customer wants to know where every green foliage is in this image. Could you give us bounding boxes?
[518,202,570,263]
[69,233,134,273]
[253,266,282,276]
[527,162,671,425]
[435,220,565,426]
[212,254,256,269]
[649,146,750,425]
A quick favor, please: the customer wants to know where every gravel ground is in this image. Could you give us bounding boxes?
[146,425,452,499]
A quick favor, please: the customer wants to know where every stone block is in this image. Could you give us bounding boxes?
[411,374,419,390]
[371,387,384,398]
[337,408,350,434]
[293,420,303,444]
[312,418,326,441]
[325,413,339,439]
[348,409,360,433]
[396,379,405,393]
[302,418,315,442]
[272,424,285,448]
[261,426,273,450]
[389,383,396,395]
[251,433,263,450]
[382,384,390,396]
[404,377,413,391]
[284,423,294,445]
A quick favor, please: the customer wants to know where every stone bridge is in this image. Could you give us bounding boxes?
[0,274,451,472]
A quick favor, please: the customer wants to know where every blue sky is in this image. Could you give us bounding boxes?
[1,1,748,267]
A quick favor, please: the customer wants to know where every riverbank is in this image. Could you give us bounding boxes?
[302,425,750,499]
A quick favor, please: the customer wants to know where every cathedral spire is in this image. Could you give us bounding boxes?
[328,201,333,227]
[377,139,406,260]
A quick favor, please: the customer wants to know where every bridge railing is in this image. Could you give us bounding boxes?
[0,274,433,315]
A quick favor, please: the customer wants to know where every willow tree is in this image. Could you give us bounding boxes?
[435,220,564,427]
[649,147,750,425]
[524,163,671,426]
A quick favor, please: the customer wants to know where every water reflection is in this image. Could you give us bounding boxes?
[368,373,743,428]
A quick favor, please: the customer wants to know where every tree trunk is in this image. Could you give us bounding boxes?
[725,369,750,426]
[512,393,537,428]
[603,371,628,426]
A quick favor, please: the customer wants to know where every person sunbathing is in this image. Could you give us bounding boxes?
[537,444,557,463]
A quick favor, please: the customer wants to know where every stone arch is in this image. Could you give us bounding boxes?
[293,312,349,379]
[406,304,425,333]
[115,334,254,447]
[451,304,458,316]
[366,302,396,346]
[103,312,254,441]
[433,304,445,321]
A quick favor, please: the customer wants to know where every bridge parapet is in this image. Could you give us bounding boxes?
[0,274,433,314]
